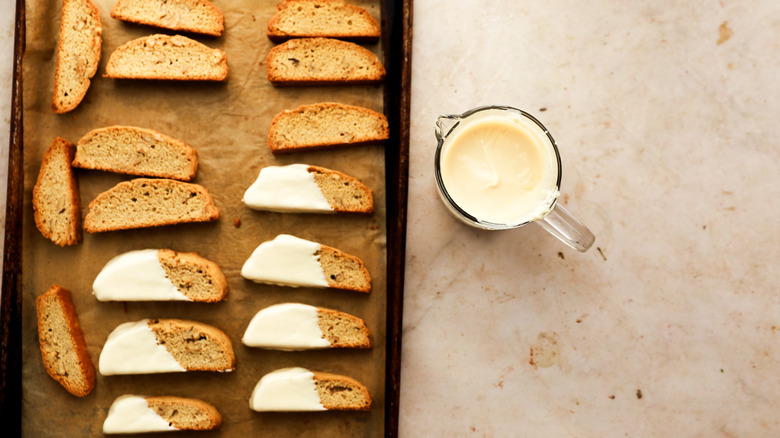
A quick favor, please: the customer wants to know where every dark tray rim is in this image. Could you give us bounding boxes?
[0,0,413,436]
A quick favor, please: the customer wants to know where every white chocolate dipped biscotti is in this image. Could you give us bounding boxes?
[242,303,370,350]
[241,234,371,293]
[103,395,222,434]
[243,164,373,214]
[250,367,371,412]
[93,249,228,302]
[99,319,235,375]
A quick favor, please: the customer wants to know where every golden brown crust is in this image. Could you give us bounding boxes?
[72,125,198,181]
[157,249,229,302]
[52,0,102,113]
[318,244,371,293]
[307,165,373,214]
[266,38,385,86]
[84,178,220,233]
[316,307,371,348]
[148,319,236,372]
[111,0,225,37]
[36,285,96,396]
[267,0,380,42]
[311,371,372,411]
[105,34,228,81]
[32,137,82,246]
[268,102,389,153]
[144,396,223,430]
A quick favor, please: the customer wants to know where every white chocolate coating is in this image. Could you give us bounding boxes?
[249,367,326,412]
[242,164,333,212]
[93,249,191,301]
[440,110,560,224]
[242,303,330,350]
[240,234,329,288]
[102,395,178,434]
[99,320,186,375]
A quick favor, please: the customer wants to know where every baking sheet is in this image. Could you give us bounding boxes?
[16,0,398,436]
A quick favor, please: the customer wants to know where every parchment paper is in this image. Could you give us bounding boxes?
[21,0,388,436]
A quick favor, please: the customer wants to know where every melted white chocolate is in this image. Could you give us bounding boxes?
[93,249,191,301]
[102,395,178,434]
[240,234,328,288]
[440,110,560,224]
[99,320,185,375]
[250,367,326,411]
[242,164,333,212]
[242,303,330,350]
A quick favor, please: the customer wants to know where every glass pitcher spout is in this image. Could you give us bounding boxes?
[435,115,461,141]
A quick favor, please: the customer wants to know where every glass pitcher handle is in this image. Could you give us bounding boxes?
[535,204,595,252]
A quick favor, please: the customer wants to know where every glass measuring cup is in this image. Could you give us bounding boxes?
[434,105,595,252]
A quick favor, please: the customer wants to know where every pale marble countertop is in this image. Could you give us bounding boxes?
[3,1,780,436]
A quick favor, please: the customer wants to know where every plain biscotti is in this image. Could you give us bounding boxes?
[52,0,102,113]
[84,178,220,233]
[111,0,225,36]
[73,126,198,181]
[33,137,82,246]
[243,164,374,214]
[266,37,385,85]
[267,0,380,42]
[268,102,388,153]
[105,34,228,81]
[103,395,223,433]
[36,285,96,396]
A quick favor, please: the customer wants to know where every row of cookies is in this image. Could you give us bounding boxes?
[53,0,227,114]
[237,0,390,427]
[54,0,386,113]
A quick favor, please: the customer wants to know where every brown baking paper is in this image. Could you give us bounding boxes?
[21,0,388,436]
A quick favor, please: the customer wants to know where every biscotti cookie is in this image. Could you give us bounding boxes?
[52,0,102,113]
[267,0,380,42]
[111,0,225,37]
[268,102,389,153]
[93,249,228,302]
[73,126,198,181]
[241,234,371,293]
[84,178,220,232]
[243,164,373,214]
[242,303,370,350]
[105,34,228,81]
[99,319,235,375]
[250,367,371,411]
[36,285,96,396]
[33,137,82,246]
[103,395,222,433]
[266,37,385,85]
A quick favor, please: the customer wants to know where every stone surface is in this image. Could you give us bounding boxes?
[402,0,780,436]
